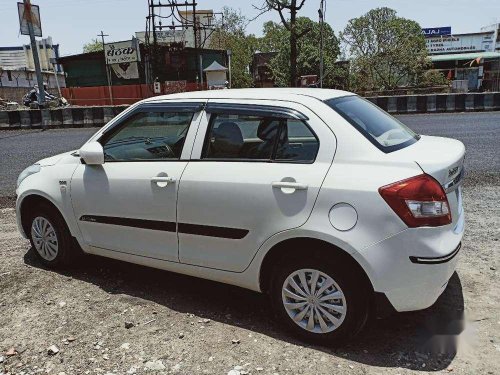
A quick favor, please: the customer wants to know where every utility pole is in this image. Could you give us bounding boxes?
[227,49,232,88]
[23,0,45,105]
[146,1,204,88]
[318,0,325,88]
[49,57,61,97]
[98,31,113,105]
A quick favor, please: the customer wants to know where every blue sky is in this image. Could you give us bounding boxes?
[1,0,499,56]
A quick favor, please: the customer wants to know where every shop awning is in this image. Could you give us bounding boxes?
[430,52,500,62]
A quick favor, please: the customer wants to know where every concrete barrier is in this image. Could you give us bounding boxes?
[1,92,500,129]
[366,92,500,114]
[0,105,129,129]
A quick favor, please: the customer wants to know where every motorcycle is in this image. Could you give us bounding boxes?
[23,86,69,109]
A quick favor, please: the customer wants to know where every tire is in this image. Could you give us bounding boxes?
[270,254,370,345]
[26,202,77,268]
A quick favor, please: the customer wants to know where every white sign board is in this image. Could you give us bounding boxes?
[426,32,495,55]
[104,40,140,65]
[17,2,42,37]
[135,30,187,44]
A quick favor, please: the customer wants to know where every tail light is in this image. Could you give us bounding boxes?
[379,174,451,227]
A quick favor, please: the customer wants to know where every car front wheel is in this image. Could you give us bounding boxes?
[270,256,369,344]
[27,202,76,267]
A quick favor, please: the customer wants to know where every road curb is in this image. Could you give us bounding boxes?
[0,105,129,129]
[1,93,500,129]
[366,92,500,114]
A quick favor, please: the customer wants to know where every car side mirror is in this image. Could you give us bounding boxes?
[79,141,105,165]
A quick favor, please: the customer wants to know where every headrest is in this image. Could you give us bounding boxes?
[257,119,279,141]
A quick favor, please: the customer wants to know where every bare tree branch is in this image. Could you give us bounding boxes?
[297,0,306,10]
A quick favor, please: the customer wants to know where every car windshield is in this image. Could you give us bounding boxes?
[325,96,419,152]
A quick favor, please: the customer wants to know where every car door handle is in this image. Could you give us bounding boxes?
[151,176,176,187]
[272,181,308,190]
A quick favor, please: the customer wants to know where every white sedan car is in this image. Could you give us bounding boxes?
[16,89,465,344]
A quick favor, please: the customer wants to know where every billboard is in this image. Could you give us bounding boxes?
[17,2,42,37]
[425,32,495,54]
[104,39,140,65]
[422,27,452,37]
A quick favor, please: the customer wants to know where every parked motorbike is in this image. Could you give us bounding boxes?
[23,85,69,109]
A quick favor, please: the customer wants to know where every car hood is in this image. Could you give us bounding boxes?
[37,150,79,166]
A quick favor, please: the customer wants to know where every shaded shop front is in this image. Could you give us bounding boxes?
[58,45,227,105]
[431,52,500,92]
[424,25,500,92]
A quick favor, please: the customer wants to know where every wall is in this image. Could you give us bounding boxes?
[0,87,59,104]
[61,82,205,106]
[0,69,65,89]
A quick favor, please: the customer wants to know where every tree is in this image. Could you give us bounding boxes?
[256,0,310,87]
[83,39,103,53]
[209,7,259,88]
[260,18,341,87]
[420,69,450,87]
[341,7,428,91]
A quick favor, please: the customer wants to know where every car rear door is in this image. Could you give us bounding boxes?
[70,101,204,262]
[177,99,336,272]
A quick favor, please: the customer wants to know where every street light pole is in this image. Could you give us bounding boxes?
[24,0,45,106]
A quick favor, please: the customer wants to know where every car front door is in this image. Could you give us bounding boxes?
[177,100,336,272]
[71,102,203,262]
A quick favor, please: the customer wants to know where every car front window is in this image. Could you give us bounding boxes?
[101,111,194,161]
[325,96,419,152]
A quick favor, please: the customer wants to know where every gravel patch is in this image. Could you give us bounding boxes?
[0,176,498,374]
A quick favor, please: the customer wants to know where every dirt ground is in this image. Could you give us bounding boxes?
[0,176,499,375]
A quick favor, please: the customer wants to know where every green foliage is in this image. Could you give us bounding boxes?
[209,7,258,88]
[83,39,103,53]
[260,18,341,87]
[341,7,428,91]
[420,69,450,87]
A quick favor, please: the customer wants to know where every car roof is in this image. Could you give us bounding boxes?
[142,88,354,103]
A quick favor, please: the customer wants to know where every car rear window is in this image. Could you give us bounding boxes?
[325,96,419,153]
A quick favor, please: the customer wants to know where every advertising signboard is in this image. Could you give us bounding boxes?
[422,27,452,37]
[104,39,140,65]
[425,32,495,54]
[17,2,42,37]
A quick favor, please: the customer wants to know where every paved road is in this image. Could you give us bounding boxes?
[0,111,499,196]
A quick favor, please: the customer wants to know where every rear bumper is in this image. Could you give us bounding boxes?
[359,210,464,312]
[409,242,461,264]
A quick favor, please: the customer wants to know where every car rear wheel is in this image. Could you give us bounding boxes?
[27,202,76,267]
[270,256,369,344]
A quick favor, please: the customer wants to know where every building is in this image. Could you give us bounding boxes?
[251,52,277,88]
[424,25,500,91]
[58,46,226,88]
[0,36,65,89]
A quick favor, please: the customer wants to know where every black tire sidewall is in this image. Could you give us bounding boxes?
[27,203,73,267]
[270,255,369,345]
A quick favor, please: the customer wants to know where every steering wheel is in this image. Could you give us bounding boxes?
[161,143,176,158]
